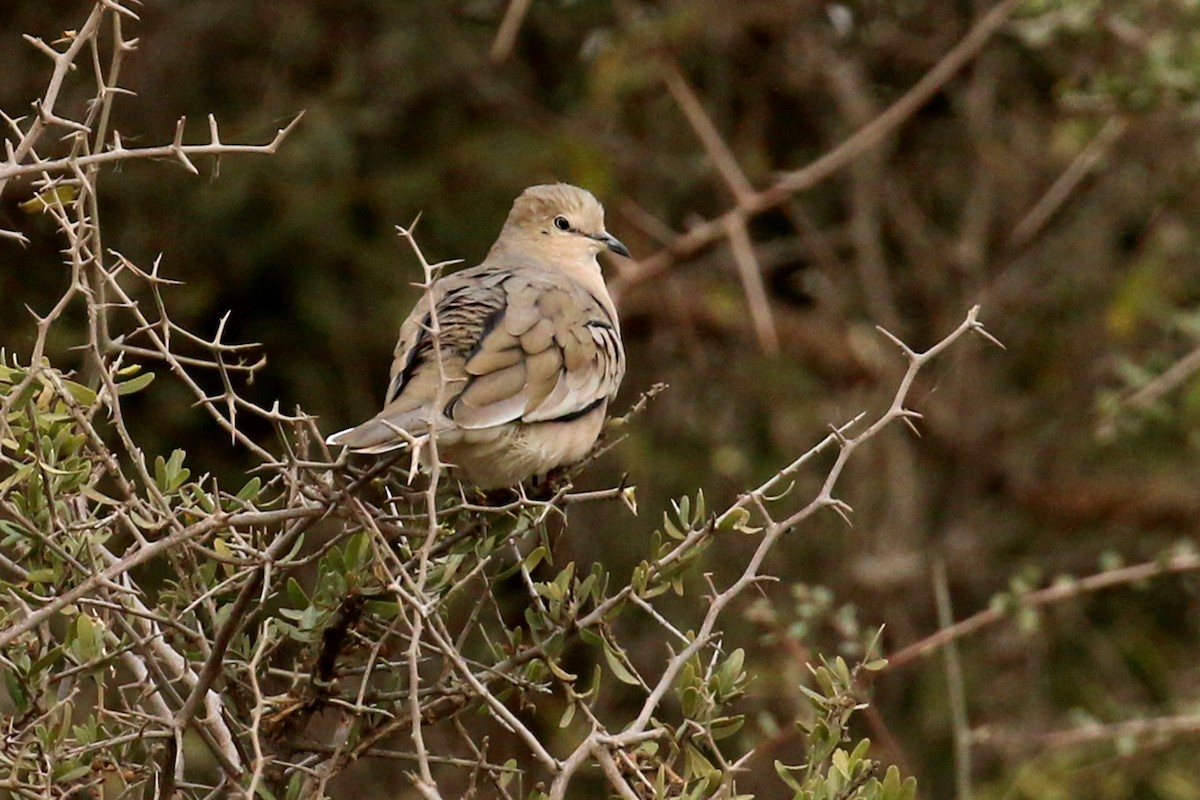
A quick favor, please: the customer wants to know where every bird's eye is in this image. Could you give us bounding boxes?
[553,215,571,231]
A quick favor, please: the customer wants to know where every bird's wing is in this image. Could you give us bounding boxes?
[328,263,624,450]
[325,267,506,451]
[444,266,624,430]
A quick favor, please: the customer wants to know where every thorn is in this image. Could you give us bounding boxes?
[762,480,795,503]
[269,111,306,150]
[828,422,849,447]
[101,0,141,21]
[839,411,868,433]
[875,324,916,359]
[173,147,199,176]
[824,497,854,527]
[23,35,60,61]
[0,228,31,246]
[971,322,1006,351]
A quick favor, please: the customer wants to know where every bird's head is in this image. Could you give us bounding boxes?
[500,183,630,264]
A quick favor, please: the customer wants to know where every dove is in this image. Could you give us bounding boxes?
[326,183,629,489]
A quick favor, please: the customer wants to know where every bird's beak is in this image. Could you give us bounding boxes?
[589,230,631,258]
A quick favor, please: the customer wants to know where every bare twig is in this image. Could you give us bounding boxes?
[490,0,535,63]
[934,559,973,800]
[610,0,1024,301]
[885,549,1200,670]
[973,714,1200,751]
[1008,115,1127,250]
[723,213,780,354]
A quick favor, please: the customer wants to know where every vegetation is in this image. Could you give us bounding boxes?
[3,1,1200,798]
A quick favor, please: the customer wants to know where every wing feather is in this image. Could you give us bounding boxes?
[361,263,623,438]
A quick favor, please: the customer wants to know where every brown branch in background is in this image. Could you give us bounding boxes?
[823,53,902,333]
[662,60,779,353]
[490,0,534,63]
[933,559,973,800]
[660,61,756,205]
[884,549,1200,671]
[610,0,1024,302]
[1007,115,1128,251]
[954,48,1000,278]
[973,714,1200,751]
[782,199,846,279]
[616,196,679,248]
[724,213,780,354]
[1120,344,1200,412]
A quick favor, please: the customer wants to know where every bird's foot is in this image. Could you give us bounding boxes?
[528,468,574,500]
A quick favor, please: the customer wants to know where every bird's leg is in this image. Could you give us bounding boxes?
[529,468,574,500]
[474,486,521,506]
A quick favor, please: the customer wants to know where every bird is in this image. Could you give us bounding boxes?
[326,183,630,489]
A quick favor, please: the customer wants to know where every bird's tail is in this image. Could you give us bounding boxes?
[325,415,429,454]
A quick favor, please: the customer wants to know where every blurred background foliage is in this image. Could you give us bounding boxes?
[4,0,1200,797]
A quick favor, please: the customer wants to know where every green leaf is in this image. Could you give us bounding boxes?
[3,669,28,712]
[154,449,190,492]
[813,666,836,697]
[602,641,641,686]
[70,613,103,663]
[29,645,65,676]
[236,477,262,502]
[578,627,602,648]
[849,737,872,763]
[523,545,549,572]
[546,658,577,683]
[10,379,41,412]
[674,494,690,527]
[716,648,746,695]
[25,568,57,584]
[116,371,155,395]
[285,577,309,607]
[717,506,759,534]
[710,714,745,740]
[683,743,717,782]
[680,685,701,718]
[52,761,91,783]
[775,760,803,792]
[831,748,850,779]
[879,765,917,800]
[498,759,518,789]
[344,531,370,571]
[364,599,399,619]
[832,656,852,687]
[19,185,78,213]
[63,379,96,405]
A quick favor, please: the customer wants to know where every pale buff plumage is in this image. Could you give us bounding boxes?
[326,184,629,488]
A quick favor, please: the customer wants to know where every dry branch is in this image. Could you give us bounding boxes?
[610,0,1024,303]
